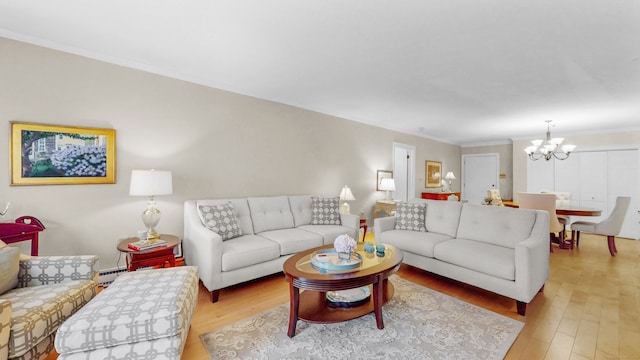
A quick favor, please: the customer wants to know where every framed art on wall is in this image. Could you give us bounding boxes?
[376,170,393,191]
[10,122,116,185]
[425,160,442,188]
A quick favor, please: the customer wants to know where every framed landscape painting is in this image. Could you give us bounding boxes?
[10,122,116,185]
[425,160,442,188]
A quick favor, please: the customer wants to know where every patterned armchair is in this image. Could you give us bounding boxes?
[0,244,98,360]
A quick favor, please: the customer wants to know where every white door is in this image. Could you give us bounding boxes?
[527,158,555,194]
[392,143,416,202]
[607,149,639,239]
[462,153,499,204]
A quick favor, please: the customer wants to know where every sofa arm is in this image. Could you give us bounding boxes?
[183,201,224,293]
[374,216,396,236]
[0,300,10,360]
[17,255,99,288]
[514,210,550,302]
[340,213,359,239]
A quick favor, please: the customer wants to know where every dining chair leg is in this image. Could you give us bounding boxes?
[549,233,554,253]
[607,235,617,256]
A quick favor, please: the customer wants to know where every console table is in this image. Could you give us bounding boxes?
[374,200,397,218]
[0,216,46,256]
[421,192,461,201]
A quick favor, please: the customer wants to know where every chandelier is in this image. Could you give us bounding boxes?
[524,120,576,161]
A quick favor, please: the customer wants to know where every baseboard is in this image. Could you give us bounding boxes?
[98,266,127,287]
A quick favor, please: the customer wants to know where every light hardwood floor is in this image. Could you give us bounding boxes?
[48,233,640,359]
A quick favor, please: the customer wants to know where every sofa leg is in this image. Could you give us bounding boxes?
[210,290,220,303]
[516,301,526,316]
[607,235,617,256]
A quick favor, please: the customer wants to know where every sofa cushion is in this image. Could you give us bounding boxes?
[258,228,323,256]
[0,245,19,295]
[1,280,96,358]
[248,196,295,233]
[297,225,354,245]
[394,202,426,232]
[456,203,537,248]
[221,235,281,272]
[198,202,243,240]
[376,229,452,258]
[422,199,463,237]
[311,197,341,225]
[289,195,312,226]
[197,199,254,235]
[433,239,516,281]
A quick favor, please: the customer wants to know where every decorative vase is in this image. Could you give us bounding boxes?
[338,252,351,262]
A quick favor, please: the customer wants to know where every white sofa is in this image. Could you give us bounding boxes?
[374,199,550,316]
[184,195,359,302]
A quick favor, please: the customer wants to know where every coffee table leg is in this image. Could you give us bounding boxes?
[287,281,300,337]
[373,278,384,329]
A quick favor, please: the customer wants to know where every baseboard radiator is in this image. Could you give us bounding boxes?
[98,267,128,287]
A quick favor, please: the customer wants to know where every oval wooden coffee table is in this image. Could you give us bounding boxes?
[283,243,403,337]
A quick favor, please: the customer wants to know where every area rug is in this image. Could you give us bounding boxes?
[201,276,523,360]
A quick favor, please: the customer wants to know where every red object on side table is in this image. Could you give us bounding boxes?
[0,216,46,256]
[117,234,181,271]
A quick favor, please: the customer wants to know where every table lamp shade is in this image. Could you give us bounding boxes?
[339,186,356,201]
[379,178,396,201]
[379,178,396,191]
[445,172,456,181]
[129,170,173,196]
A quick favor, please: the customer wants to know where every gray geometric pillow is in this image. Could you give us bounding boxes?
[394,202,426,232]
[311,197,341,225]
[198,202,243,240]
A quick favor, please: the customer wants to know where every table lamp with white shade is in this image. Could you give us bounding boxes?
[339,185,356,214]
[444,171,456,192]
[379,178,396,201]
[129,169,173,242]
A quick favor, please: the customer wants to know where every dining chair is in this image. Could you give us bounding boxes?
[570,196,631,256]
[540,191,570,230]
[517,192,566,252]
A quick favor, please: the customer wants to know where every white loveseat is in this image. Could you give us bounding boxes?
[374,199,550,316]
[184,195,359,302]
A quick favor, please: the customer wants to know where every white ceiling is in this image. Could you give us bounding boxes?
[1,0,639,145]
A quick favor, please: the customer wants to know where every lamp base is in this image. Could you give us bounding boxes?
[340,202,351,214]
[141,198,161,243]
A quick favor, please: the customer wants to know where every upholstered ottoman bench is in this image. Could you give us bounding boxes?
[54,266,198,360]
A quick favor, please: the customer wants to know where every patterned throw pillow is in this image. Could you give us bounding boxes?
[198,202,243,241]
[0,245,19,294]
[311,197,341,225]
[394,202,426,232]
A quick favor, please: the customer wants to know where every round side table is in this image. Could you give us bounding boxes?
[117,234,180,271]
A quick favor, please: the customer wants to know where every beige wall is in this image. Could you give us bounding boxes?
[0,37,460,269]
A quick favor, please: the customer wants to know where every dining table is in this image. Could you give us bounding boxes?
[502,201,602,249]
[502,200,602,216]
